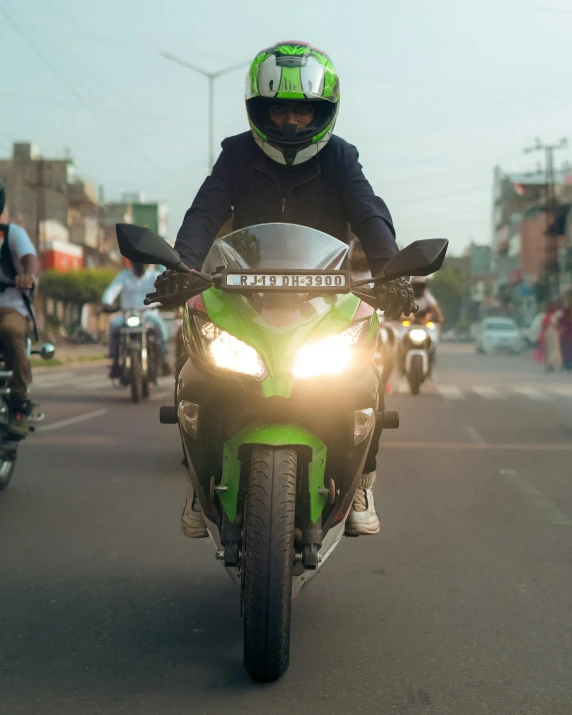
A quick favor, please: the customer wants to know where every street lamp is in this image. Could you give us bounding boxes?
[161,52,250,172]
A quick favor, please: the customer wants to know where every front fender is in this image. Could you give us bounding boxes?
[219,423,327,524]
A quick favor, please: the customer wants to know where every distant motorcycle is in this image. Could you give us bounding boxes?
[398,317,439,395]
[115,308,161,402]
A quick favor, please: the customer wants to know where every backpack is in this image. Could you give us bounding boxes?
[0,223,38,340]
[0,224,18,280]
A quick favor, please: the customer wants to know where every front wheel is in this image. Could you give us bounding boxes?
[408,354,423,395]
[129,350,143,403]
[0,451,16,491]
[243,446,296,682]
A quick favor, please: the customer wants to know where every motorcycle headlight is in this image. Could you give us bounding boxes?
[291,322,368,380]
[198,320,267,380]
[126,315,141,328]
[409,328,427,343]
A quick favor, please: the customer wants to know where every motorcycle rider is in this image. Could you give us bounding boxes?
[0,178,39,437]
[102,262,170,378]
[410,276,444,324]
[161,41,415,537]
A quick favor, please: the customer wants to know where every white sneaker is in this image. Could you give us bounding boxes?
[345,472,381,535]
[181,481,208,538]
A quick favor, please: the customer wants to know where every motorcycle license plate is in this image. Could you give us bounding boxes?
[223,271,350,292]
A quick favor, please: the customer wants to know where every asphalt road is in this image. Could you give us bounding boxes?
[1,346,572,714]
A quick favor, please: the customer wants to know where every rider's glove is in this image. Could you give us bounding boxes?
[152,270,208,307]
[377,278,415,320]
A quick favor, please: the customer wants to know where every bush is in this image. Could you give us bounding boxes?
[41,268,119,307]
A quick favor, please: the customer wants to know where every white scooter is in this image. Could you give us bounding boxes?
[398,318,439,395]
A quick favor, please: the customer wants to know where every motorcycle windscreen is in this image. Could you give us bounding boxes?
[203,223,349,325]
[204,223,348,272]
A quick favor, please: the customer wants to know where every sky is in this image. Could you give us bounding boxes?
[1,0,572,255]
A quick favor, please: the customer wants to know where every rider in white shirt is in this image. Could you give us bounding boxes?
[102,263,169,378]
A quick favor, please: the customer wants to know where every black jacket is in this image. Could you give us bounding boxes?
[175,131,398,275]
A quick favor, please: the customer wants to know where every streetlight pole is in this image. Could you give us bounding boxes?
[161,52,250,172]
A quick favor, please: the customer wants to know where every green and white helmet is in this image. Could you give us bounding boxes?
[245,41,340,166]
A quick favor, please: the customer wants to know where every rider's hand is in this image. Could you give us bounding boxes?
[15,273,36,292]
[378,278,415,320]
[153,270,207,307]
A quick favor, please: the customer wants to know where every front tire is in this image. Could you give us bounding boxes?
[243,446,296,682]
[408,354,423,395]
[130,350,143,403]
[0,453,16,491]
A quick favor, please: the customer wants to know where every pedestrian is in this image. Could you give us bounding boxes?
[535,302,559,366]
[558,290,572,371]
[543,310,562,372]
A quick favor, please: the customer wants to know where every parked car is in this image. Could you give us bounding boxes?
[520,312,544,348]
[475,317,523,355]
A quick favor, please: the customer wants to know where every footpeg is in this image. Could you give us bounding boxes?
[159,406,177,424]
[380,411,399,429]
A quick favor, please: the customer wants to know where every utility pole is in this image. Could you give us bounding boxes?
[524,137,568,303]
[161,52,250,172]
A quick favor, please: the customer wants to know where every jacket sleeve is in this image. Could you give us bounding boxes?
[174,145,234,270]
[340,144,398,276]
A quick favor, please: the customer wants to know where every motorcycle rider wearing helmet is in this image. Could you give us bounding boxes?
[0,178,40,437]
[102,262,171,378]
[164,41,415,538]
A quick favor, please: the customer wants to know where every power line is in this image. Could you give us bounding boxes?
[0,0,166,173]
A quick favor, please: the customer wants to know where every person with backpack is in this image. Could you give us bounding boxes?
[0,178,40,436]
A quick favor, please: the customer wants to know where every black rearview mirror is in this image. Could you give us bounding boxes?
[376,239,449,282]
[116,224,190,273]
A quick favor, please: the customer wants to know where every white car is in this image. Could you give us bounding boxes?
[476,317,523,355]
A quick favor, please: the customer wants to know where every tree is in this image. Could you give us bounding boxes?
[430,264,470,327]
[41,268,119,329]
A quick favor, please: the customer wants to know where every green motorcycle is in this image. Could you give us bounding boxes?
[116,222,447,682]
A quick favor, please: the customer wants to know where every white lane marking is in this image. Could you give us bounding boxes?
[499,469,572,527]
[512,385,548,401]
[31,371,76,388]
[464,424,485,444]
[473,386,504,400]
[547,385,572,397]
[436,384,465,400]
[36,409,108,433]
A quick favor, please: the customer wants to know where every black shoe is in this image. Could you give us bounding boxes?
[7,399,32,438]
[109,362,121,379]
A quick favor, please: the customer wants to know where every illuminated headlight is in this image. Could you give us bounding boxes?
[409,329,427,343]
[199,320,267,380]
[291,322,367,380]
[126,315,141,328]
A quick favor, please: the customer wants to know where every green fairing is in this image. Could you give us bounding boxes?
[219,422,328,523]
[201,288,361,398]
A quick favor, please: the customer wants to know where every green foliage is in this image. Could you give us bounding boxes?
[431,264,470,327]
[41,268,119,307]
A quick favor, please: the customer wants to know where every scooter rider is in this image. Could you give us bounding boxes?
[0,178,40,437]
[410,276,444,324]
[162,41,415,537]
[102,263,170,378]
